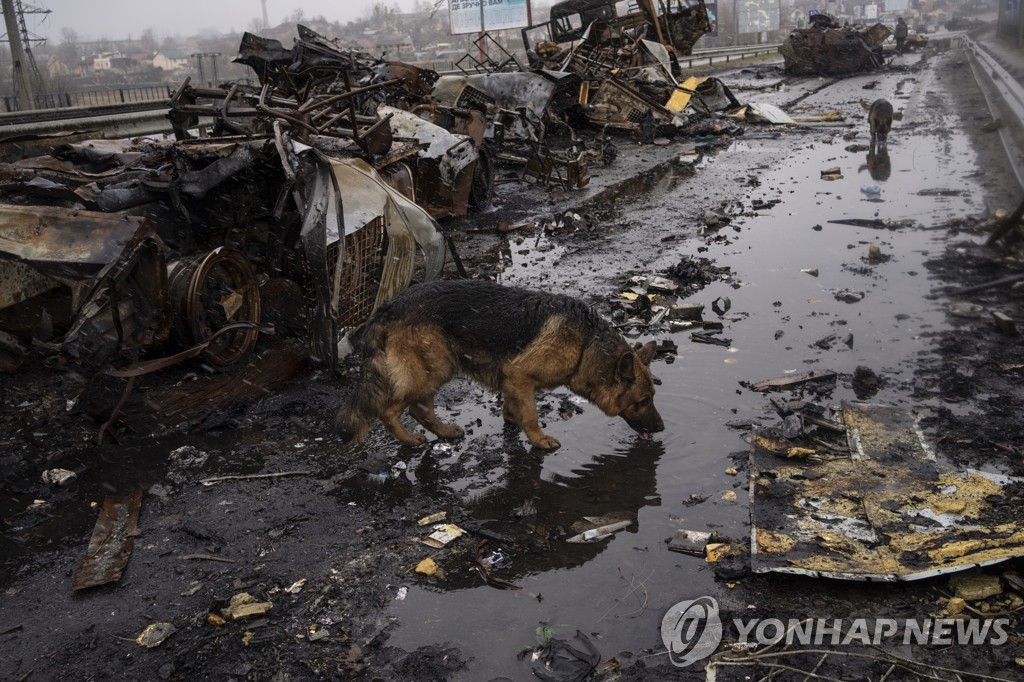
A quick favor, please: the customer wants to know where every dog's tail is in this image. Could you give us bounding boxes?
[335,322,393,443]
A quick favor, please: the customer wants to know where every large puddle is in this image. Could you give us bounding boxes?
[379,56,1000,677]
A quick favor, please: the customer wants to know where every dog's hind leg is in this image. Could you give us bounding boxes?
[502,376,560,450]
[409,397,465,440]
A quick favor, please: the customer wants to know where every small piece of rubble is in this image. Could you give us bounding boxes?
[41,468,77,486]
[416,558,439,576]
[668,529,712,555]
[221,592,273,621]
[832,289,865,304]
[135,622,176,648]
[950,574,1002,601]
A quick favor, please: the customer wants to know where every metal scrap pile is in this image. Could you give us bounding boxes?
[430,68,603,188]
[0,18,776,380]
[172,25,492,219]
[780,14,893,76]
[523,0,711,73]
[0,25,479,378]
[514,0,743,142]
[409,0,729,186]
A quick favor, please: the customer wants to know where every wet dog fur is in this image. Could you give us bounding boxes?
[335,280,665,450]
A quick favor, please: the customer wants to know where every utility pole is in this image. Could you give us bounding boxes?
[261,0,269,29]
[191,53,206,85]
[209,53,220,85]
[191,52,222,86]
[1,0,34,108]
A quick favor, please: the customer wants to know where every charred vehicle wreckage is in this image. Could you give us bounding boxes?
[0,27,481,388]
[0,8,888,437]
[0,10,725,387]
[780,14,893,76]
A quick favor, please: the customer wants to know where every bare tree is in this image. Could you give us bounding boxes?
[139,28,158,53]
[58,27,80,66]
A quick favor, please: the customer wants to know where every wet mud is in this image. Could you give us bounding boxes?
[3,46,1024,681]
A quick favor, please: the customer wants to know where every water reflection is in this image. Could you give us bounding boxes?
[864,147,891,182]
[433,437,666,589]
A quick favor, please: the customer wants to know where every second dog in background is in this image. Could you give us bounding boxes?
[865,98,894,150]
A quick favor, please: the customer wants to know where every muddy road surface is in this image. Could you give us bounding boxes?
[4,45,1024,681]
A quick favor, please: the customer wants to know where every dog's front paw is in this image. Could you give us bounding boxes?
[399,432,428,447]
[530,434,561,450]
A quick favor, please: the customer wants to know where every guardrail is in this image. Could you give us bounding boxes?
[0,100,170,127]
[678,43,783,69]
[2,84,175,114]
[964,35,1024,190]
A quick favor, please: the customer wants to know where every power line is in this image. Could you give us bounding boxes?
[1,0,50,103]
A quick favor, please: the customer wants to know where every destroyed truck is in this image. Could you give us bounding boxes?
[510,0,726,141]
[0,26,488,380]
[779,14,892,76]
[522,0,712,75]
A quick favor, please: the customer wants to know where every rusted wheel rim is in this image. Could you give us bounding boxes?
[169,249,260,366]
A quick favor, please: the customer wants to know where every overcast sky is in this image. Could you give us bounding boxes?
[27,0,421,42]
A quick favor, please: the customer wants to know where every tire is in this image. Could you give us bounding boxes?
[469,143,494,211]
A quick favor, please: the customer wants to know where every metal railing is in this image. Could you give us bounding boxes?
[677,43,784,69]
[964,35,1024,190]
[3,84,175,113]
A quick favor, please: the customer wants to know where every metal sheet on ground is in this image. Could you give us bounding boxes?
[750,403,1024,581]
[72,489,143,590]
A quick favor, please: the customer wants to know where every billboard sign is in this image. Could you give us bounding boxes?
[449,0,532,35]
[706,1,719,36]
[738,0,781,33]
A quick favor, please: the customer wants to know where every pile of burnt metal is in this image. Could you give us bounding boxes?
[780,14,892,76]
[0,11,753,385]
[0,26,489,381]
[515,0,743,144]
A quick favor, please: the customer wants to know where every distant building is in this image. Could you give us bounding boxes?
[153,50,189,71]
[109,54,136,72]
[43,54,69,78]
[92,52,115,70]
[352,31,415,58]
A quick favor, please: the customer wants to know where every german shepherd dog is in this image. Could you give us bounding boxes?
[335,280,665,450]
[865,98,894,150]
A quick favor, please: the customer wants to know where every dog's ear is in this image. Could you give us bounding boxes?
[617,351,635,381]
[636,341,657,367]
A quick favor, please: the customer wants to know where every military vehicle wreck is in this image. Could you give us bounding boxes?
[0,26,487,380]
[430,69,605,188]
[516,0,730,140]
[779,14,892,76]
[522,0,712,72]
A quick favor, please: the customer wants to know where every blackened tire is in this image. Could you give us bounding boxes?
[469,143,494,211]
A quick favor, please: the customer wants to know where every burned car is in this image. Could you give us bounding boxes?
[779,14,892,76]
